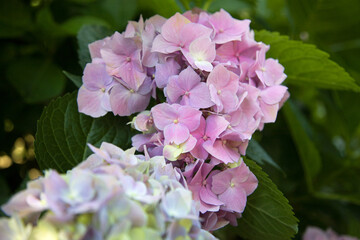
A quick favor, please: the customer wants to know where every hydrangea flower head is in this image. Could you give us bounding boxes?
[74,7,290,233]
[1,143,216,240]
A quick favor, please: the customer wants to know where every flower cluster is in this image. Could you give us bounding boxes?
[303,227,358,240]
[1,143,216,240]
[77,9,288,231]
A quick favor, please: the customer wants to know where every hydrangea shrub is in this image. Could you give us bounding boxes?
[1,8,296,240]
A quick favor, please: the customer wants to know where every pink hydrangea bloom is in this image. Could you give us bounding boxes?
[207,64,239,113]
[100,32,146,90]
[187,161,223,213]
[152,13,212,54]
[211,160,258,213]
[77,8,290,231]
[191,115,229,160]
[110,77,152,116]
[303,227,358,240]
[78,62,114,117]
[166,66,213,109]
[151,103,201,145]
[207,9,250,44]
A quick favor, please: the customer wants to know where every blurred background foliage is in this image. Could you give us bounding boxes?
[0,0,360,238]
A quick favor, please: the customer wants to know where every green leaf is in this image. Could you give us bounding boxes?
[138,0,182,17]
[61,16,110,36]
[35,91,132,172]
[236,158,298,240]
[246,139,281,171]
[287,0,360,45]
[0,0,32,38]
[6,58,66,104]
[63,71,82,88]
[77,25,112,69]
[283,101,322,192]
[255,30,360,92]
[100,0,137,30]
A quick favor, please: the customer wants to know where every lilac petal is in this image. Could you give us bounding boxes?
[209,84,222,109]
[151,34,181,54]
[240,171,258,195]
[178,106,202,131]
[190,138,208,160]
[199,186,223,206]
[205,115,229,142]
[178,66,201,91]
[166,75,184,103]
[161,13,191,44]
[203,140,234,164]
[303,227,328,240]
[260,86,288,105]
[110,83,150,116]
[181,134,197,153]
[151,103,179,130]
[219,187,247,213]
[179,23,213,50]
[195,61,213,72]
[89,38,108,59]
[164,123,190,145]
[260,101,279,123]
[154,58,180,88]
[207,65,230,89]
[83,63,113,90]
[185,37,216,71]
[211,172,232,195]
[199,199,220,214]
[219,89,238,113]
[77,86,107,118]
[131,133,154,151]
[187,82,213,109]
[107,31,138,56]
[262,59,287,86]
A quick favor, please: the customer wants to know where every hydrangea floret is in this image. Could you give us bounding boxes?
[76,8,289,230]
[0,143,216,240]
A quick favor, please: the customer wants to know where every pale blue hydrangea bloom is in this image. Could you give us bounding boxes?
[1,142,217,240]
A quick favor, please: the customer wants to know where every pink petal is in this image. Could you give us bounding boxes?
[164,123,190,145]
[205,115,229,142]
[194,61,213,72]
[83,63,113,90]
[178,106,202,131]
[211,172,233,195]
[207,65,230,89]
[110,84,150,116]
[190,138,208,160]
[260,86,288,105]
[89,38,108,59]
[154,58,181,88]
[177,66,201,91]
[199,186,223,206]
[161,13,191,45]
[166,75,185,103]
[78,86,107,118]
[186,82,214,109]
[181,134,198,153]
[151,103,179,130]
[218,187,247,213]
[219,89,239,113]
[178,23,213,51]
[151,34,181,54]
[259,101,279,123]
[203,140,234,164]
